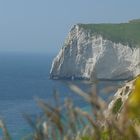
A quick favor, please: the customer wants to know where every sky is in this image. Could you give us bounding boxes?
[0,0,140,54]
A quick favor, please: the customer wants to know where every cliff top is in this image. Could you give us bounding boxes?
[78,21,140,48]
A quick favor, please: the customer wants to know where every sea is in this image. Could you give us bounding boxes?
[0,52,123,139]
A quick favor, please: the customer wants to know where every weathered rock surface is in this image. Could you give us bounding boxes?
[50,24,140,80]
[105,79,135,117]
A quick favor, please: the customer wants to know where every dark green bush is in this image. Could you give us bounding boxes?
[112,98,123,114]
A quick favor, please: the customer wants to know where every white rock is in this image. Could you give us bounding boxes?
[105,77,139,118]
[50,24,140,80]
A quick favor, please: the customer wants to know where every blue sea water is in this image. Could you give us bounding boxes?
[0,52,122,139]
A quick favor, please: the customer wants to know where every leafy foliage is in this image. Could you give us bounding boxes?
[112,98,122,114]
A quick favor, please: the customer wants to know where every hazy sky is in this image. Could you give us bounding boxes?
[0,0,140,53]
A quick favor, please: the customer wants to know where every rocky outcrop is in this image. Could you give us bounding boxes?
[50,24,140,80]
[105,79,135,117]
[105,76,140,117]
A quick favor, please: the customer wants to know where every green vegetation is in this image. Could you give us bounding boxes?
[129,19,140,23]
[112,98,122,114]
[79,21,140,47]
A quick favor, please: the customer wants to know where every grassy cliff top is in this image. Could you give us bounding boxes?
[78,21,140,48]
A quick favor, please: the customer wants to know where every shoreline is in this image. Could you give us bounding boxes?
[49,75,133,82]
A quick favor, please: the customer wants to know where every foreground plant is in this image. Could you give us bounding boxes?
[0,120,11,140]
[1,76,140,140]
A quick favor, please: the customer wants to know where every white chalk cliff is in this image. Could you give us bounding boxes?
[50,24,140,80]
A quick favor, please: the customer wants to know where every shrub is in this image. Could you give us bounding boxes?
[112,98,122,114]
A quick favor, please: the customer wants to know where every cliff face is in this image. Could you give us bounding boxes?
[50,24,140,80]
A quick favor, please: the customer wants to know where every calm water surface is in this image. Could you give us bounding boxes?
[0,52,122,139]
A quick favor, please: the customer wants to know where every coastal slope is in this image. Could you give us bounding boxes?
[50,23,140,80]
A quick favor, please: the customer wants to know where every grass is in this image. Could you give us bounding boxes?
[78,21,140,48]
[1,76,140,140]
